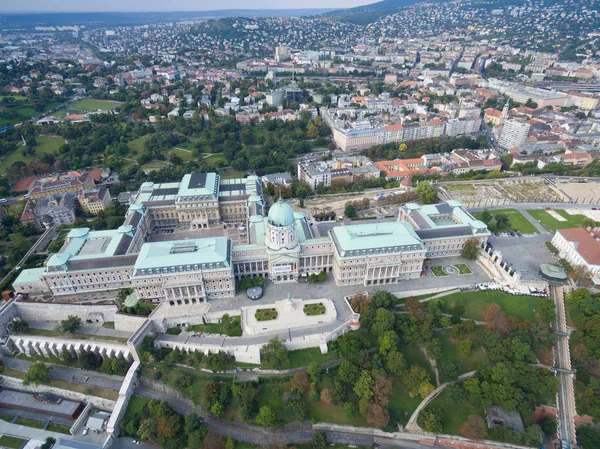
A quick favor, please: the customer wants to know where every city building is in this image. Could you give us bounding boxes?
[498,119,531,150]
[298,156,381,190]
[398,201,490,258]
[78,186,111,214]
[13,173,490,302]
[27,171,95,200]
[551,227,600,284]
[261,172,293,186]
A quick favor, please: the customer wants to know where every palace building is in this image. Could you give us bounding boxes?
[13,173,490,304]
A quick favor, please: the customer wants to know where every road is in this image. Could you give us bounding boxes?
[135,384,434,448]
[1,357,124,391]
[550,285,577,449]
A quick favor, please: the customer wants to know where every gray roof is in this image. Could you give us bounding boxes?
[0,389,81,417]
[415,226,474,240]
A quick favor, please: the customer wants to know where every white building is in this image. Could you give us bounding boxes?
[551,228,600,284]
[498,119,531,150]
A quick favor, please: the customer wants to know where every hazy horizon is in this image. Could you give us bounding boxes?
[0,0,376,13]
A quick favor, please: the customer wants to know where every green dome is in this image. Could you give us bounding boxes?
[268,197,295,227]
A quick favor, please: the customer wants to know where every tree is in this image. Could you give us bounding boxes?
[344,203,356,218]
[367,403,390,427]
[353,370,375,400]
[416,181,438,204]
[461,237,481,260]
[337,361,359,384]
[23,362,51,386]
[581,217,596,228]
[540,416,557,437]
[461,415,487,439]
[307,362,322,382]
[385,350,406,376]
[320,388,333,405]
[403,365,434,398]
[261,337,289,369]
[571,265,589,283]
[458,338,473,355]
[291,371,310,393]
[418,409,442,433]
[58,315,83,333]
[312,431,327,449]
[11,317,29,334]
[80,351,103,371]
[371,308,395,337]
[482,303,508,334]
[373,376,393,406]
[41,438,56,449]
[225,437,235,449]
[256,406,276,427]
[378,330,398,355]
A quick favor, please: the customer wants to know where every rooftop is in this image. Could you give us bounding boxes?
[133,237,232,274]
[557,227,600,266]
[330,221,424,257]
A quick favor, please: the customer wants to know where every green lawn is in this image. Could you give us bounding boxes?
[437,329,487,375]
[14,416,44,429]
[431,266,447,277]
[46,422,71,434]
[399,344,436,382]
[122,395,151,425]
[425,387,481,436]
[438,290,541,323]
[256,382,289,422]
[125,136,148,160]
[454,264,472,275]
[389,378,423,425]
[303,302,326,316]
[186,315,242,337]
[0,136,65,173]
[255,308,278,321]
[288,347,337,368]
[474,208,539,234]
[203,153,227,165]
[0,435,28,449]
[71,99,122,111]
[169,148,194,162]
[526,209,596,232]
[0,101,61,127]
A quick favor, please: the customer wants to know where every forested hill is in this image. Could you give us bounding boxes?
[322,0,429,25]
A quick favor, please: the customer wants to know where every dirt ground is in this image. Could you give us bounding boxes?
[441,178,563,207]
[557,180,600,202]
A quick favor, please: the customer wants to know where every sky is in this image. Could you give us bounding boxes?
[1,0,375,13]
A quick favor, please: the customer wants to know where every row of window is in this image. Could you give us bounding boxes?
[137,263,227,276]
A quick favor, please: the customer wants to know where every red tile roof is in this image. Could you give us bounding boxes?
[558,228,600,266]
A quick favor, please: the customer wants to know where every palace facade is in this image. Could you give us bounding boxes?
[13,173,490,304]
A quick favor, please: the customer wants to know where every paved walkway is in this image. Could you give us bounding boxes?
[405,371,476,432]
[0,419,106,446]
[28,321,133,339]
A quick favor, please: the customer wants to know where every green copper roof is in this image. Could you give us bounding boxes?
[133,237,231,274]
[331,221,424,257]
[13,267,45,286]
[267,197,295,227]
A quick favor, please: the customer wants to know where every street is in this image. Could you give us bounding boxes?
[550,285,577,449]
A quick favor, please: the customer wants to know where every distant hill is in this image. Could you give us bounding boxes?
[322,0,427,25]
[0,9,336,29]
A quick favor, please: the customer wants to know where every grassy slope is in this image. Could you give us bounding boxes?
[439,290,541,322]
[474,208,539,234]
[527,209,596,232]
[0,136,65,174]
